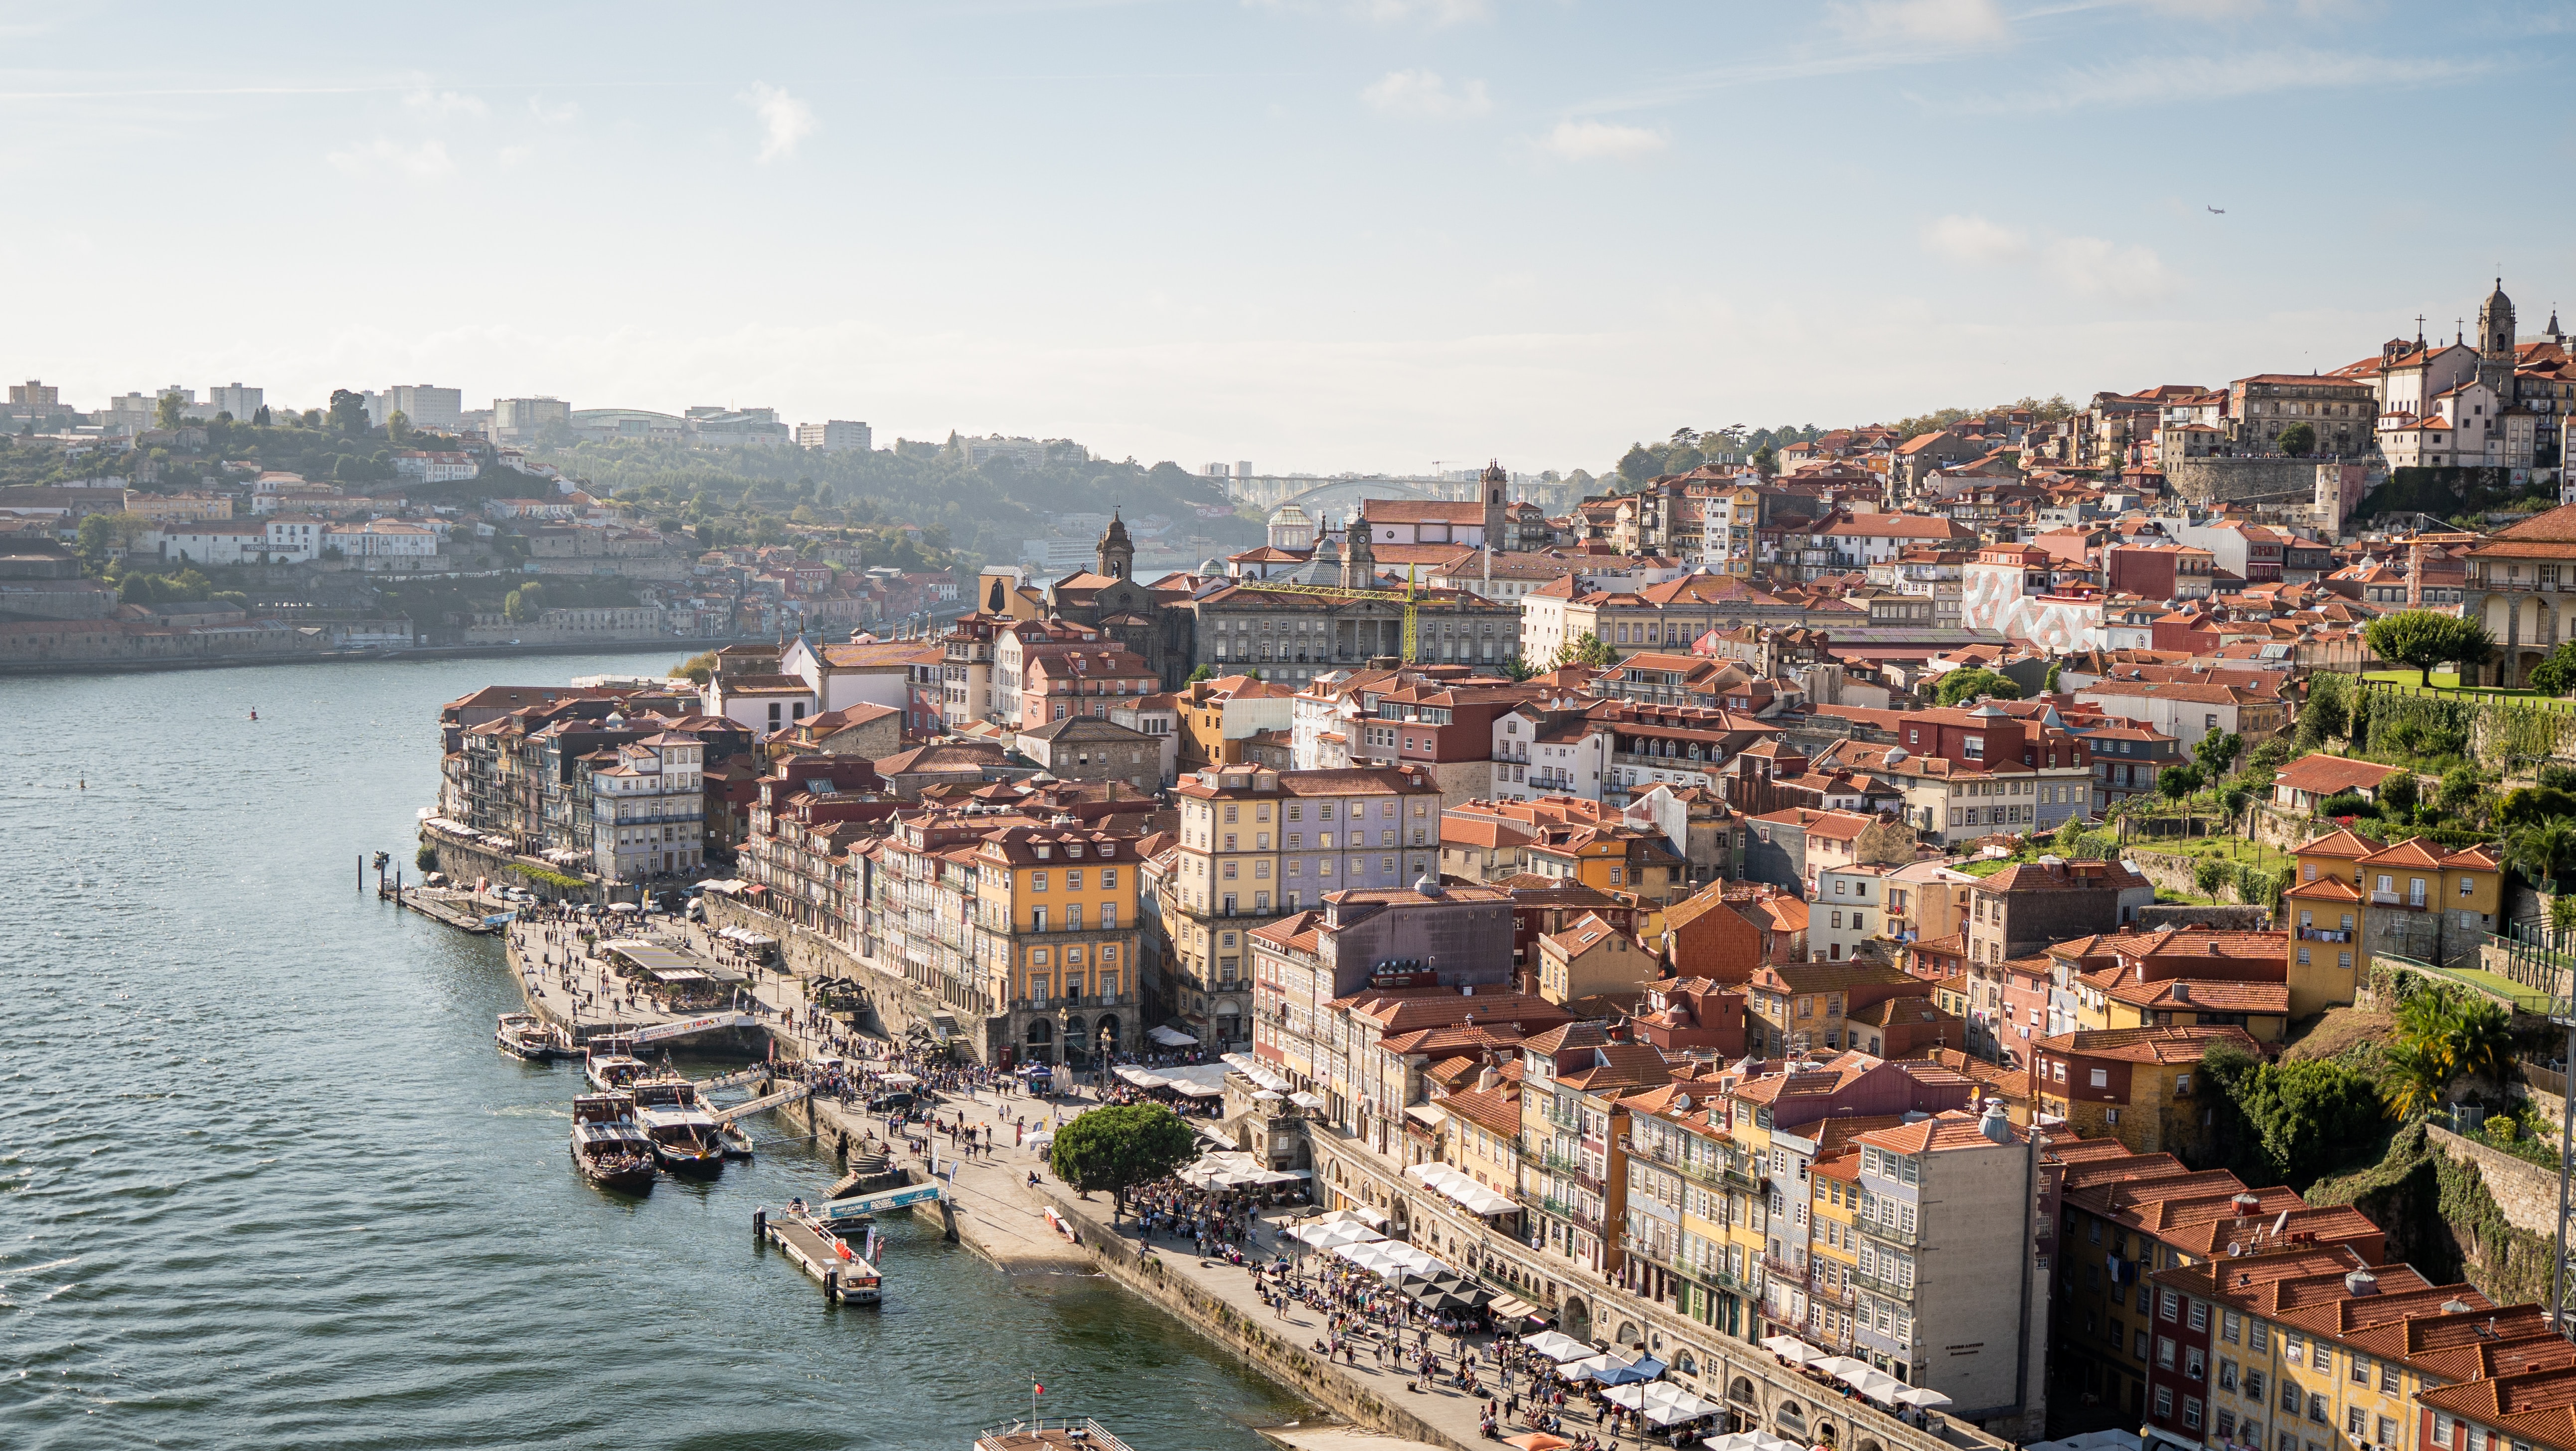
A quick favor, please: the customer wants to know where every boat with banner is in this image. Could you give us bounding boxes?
[569,1095,656,1192]
[630,1076,727,1176]
[971,1417,1138,1451]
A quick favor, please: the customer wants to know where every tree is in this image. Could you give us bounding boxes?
[1750,446,1777,479]
[2378,772,2419,818]
[155,392,186,430]
[1554,632,1616,669]
[671,650,719,686]
[2506,818,2576,893]
[1933,667,2022,706]
[251,404,272,427]
[504,582,548,623]
[1185,663,1215,684]
[2227,1057,2383,1186]
[75,510,148,572]
[327,389,372,435]
[387,409,412,443]
[1047,1103,1200,1217]
[2159,762,2204,799]
[2042,662,2063,694]
[2528,641,2576,697]
[2243,736,2295,778]
[2364,609,2495,688]
[2277,422,2317,457]
[2193,729,2242,779]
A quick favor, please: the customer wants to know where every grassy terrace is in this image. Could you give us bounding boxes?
[2361,670,2576,711]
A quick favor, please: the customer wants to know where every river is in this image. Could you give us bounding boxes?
[0,653,1306,1451]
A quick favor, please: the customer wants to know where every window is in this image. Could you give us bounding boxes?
[2224,1311,2242,1343]
[2161,1290,2180,1321]
[2090,1068,2108,1088]
[2220,1360,2239,1392]
[2155,1387,2173,1419]
[2159,1337,2176,1368]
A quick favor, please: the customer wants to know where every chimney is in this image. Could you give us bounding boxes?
[1979,1097,2012,1145]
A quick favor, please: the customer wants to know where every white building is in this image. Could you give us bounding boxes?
[795,420,872,452]
[395,450,481,483]
[325,519,439,560]
[1810,863,1892,963]
[206,383,263,421]
[588,733,705,882]
[384,385,463,431]
[1488,704,1607,802]
[141,515,321,566]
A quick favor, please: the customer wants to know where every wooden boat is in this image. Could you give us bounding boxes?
[497,1012,565,1061]
[570,1095,656,1192]
[584,1052,649,1095]
[631,1076,726,1176]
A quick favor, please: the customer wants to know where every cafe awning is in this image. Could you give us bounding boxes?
[1148,1025,1197,1046]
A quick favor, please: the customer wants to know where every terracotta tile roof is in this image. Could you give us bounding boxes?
[2272,753,2403,796]
[2295,827,2385,859]
[2036,1024,2261,1064]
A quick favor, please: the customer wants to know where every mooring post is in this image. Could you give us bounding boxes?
[753,1209,767,1241]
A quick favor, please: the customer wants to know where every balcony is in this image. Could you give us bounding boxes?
[1856,1216,1921,1248]
[1847,1262,1913,1299]
[2369,891,2427,910]
[595,808,700,826]
[2297,927,2352,943]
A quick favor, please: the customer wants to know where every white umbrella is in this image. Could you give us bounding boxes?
[1848,1369,1908,1403]
[1707,1434,1804,1451]
[1809,1355,1873,1382]
[1758,1336,1819,1367]
[1521,1329,1594,1362]
[1294,1220,1384,1249]
[1892,1386,1953,1410]
[1562,1351,1637,1382]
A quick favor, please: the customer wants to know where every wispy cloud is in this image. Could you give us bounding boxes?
[1362,68,1491,118]
[325,137,456,180]
[1921,213,2028,265]
[1246,0,1489,25]
[403,87,486,118]
[1920,212,2175,300]
[1539,118,1667,162]
[1827,0,2010,45]
[1950,47,2492,112]
[741,82,817,163]
[528,96,580,124]
[1355,0,1489,22]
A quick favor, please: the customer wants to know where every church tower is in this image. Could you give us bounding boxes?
[2478,278,2517,393]
[1480,459,1509,552]
[1096,508,1134,581]
[1340,512,1377,589]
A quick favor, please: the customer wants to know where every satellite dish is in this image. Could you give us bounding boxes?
[2271,1209,2291,1239]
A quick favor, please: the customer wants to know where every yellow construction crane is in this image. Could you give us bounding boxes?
[1225,567,1424,663]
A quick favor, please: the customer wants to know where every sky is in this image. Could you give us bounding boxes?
[2,0,2571,477]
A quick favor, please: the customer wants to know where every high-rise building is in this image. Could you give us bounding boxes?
[795,420,871,452]
[8,380,59,408]
[492,397,572,441]
[385,385,462,432]
[206,383,263,420]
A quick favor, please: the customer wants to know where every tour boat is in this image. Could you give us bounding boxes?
[584,1052,650,1095]
[630,1076,727,1176]
[496,1012,565,1061]
[569,1095,656,1192]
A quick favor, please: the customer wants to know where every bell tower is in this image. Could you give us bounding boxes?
[1341,513,1377,589]
[1096,508,1133,582]
[2477,278,2517,394]
[1481,458,1509,552]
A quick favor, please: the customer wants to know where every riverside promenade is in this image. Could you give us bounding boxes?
[497,913,2010,1451]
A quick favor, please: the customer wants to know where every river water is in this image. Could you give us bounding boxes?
[0,653,1305,1451]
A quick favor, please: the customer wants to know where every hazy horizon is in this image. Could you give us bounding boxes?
[4,0,2566,477]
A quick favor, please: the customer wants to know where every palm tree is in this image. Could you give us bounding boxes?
[2452,998,2513,1084]
[2381,1038,2445,1121]
[2509,819,2576,894]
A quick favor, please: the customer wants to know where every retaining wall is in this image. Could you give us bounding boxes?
[2422,1125,2561,1239]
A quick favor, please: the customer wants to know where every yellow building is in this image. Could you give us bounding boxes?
[2153,1245,2504,1451]
[1622,1090,1760,1340]
[2290,828,2502,983]
[971,823,1142,1065]
[1806,1152,1865,1354]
